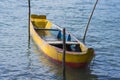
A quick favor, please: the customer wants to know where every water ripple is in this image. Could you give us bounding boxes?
[0,0,120,80]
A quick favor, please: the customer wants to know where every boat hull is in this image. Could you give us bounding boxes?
[44,53,88,68]
[30,15,95,68]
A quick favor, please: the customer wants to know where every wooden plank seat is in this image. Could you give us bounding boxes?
[47,41,80,45]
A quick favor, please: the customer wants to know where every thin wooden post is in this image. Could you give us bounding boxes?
[63,28,66,80]
[83,0,99,43]
[28,0,31,48]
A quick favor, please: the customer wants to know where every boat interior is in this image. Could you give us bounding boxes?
[35,29,82,52]
[31,15,82,52]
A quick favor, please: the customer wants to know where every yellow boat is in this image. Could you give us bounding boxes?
[30,14,95,68]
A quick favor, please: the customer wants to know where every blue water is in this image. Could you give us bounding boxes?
[0,0,120,80]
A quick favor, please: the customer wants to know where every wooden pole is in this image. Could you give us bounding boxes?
[63,28,66,80]
[28,0,31,48]
[83,0,99,43]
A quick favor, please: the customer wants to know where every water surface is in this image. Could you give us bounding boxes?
[0,0,120,80]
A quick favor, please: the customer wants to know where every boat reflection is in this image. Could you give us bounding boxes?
[31,43,98,80]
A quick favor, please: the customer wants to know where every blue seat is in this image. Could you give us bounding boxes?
[57,31,71,41]
[66,34,71,41]
[57,31,62,39]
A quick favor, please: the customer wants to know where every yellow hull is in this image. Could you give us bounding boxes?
[30,14,95,68]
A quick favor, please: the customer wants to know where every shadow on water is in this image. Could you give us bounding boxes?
[29,41,98,80]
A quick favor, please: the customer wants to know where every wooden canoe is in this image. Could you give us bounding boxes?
[30,14,95,68]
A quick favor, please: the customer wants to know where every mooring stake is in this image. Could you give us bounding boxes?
[63,28,66,80]
[28,0,31,48]
[83,0,99,43]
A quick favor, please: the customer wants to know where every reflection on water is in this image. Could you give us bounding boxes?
[26,49,32,80]
[30,41,98,80]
